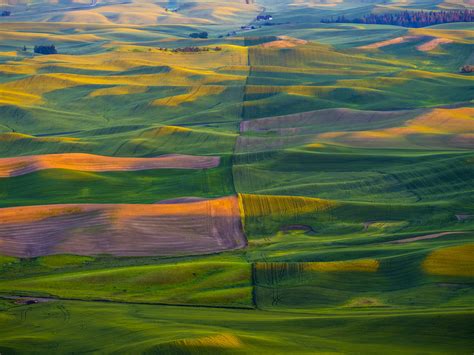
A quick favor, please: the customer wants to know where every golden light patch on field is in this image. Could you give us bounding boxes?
[316,108,474,148]
[5,45,247,76]
[151,86,226,107]
[0,51,18,57]
[305,143,325,149]
[89,85,148,97]
[0,132,81,144]
[0,153,220,177]
[239,193,339,218]
[141,125,192,138]
[0,89,43,106]
[0,31,104,43]
[423,244,474,277]
[0,63,37,75]
[176,333,242,349]
[0,75,84,98]
[344,297,386,308]
[408,108,474,133]
[0,132,33,141]
[0,196,246,257]
[0,68,241,104]
[410,28,474,43]
[302,259,380,272]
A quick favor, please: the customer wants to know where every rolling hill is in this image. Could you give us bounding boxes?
[0,0,473,353]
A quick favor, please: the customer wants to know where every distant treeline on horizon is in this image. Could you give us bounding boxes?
[321,9,474,28]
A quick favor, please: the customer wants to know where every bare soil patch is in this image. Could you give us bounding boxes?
[389,232,465,244]
[359,36,421,49]
[417,38,453,52]
[261,36,308,48]
[0,153,220,177]
[0,196,246,257]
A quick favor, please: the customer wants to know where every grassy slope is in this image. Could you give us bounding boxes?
[0,260,252,307]
[0,0,473,353]
[0,300,472,354]
[0,158,235,207]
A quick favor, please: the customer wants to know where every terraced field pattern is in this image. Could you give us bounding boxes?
[0,0,473,353]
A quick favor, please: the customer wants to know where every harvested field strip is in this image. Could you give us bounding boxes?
[359,36,421,49]
[417,38,454,52]
[240,107,422,133]
[0,196,247,257]
[423,243,474,277]
[0,153,220,177]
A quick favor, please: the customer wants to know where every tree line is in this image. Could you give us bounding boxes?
[158,46,222,53]
[321,9,474,28]
[189,32,208,39]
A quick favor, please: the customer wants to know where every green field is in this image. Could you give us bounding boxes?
[0,0,473,353]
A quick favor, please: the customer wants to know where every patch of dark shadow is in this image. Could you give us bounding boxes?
[35,130,82,137]
[279,224,316,234]
[437,283,472,289]
[0,105,35,125]
[76,125,148,137]
[244,36,279,46]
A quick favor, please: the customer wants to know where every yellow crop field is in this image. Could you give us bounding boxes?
[256,259,380,273]
[239,193,339,218]
[423,244,474,277]
[173,333,243,350]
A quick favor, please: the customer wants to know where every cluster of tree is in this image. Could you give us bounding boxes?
[460,65,473,73]
[157,46,222,53]
[189,32,208,39]
[256,15,273,21]
[321,10,474,28]
[34,44,57,55]
[1,10,11,16]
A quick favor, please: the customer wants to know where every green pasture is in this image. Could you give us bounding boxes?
[0,157,235,207]
[0,299,472,354]
[0,0,473,352]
